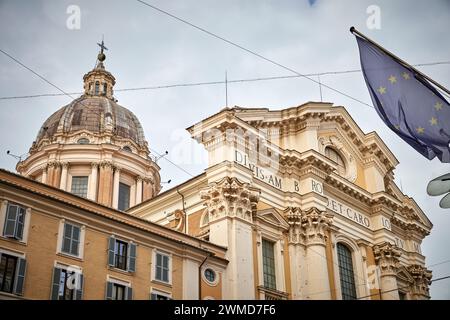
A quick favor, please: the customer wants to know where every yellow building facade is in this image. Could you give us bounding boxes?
[0,47,432,300]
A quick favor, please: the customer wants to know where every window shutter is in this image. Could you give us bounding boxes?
[14,207,25,240]
[105,281,113,300]
[75,273,84,300]
[51,267,62,300]
[13,258,26,295]
[71,225,80,256]
[150,292,157,300]
[3,204,18,237]
[62,223,72,253]
[128,242,136,273]
[108,236,116,267]
[126,286,133,300]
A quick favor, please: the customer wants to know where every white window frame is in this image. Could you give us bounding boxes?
[152,249,172,285]
[150,287,172,300]
[56,219,86,260]
[201,265,219,287]
[0,199,31,244]
[256,231,286,293]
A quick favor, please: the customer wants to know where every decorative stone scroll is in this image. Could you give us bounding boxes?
[373,242,401,275]
[285,207,333,246]
[200,177,260,222]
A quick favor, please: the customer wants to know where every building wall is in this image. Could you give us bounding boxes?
[0,174,227,300]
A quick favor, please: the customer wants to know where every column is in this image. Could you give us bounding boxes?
[135,177,143,204]
[88,162,98,201]
[142,178,153,201]
[98,161,114,207]
[59,162,69,191]
[200,177,260,299]
[41,166,48,184]
[373,242,401,300]
[301,207,333,300]
[112,166,121,209]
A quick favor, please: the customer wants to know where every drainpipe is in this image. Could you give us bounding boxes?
[198,252,212,300]
[176,187,187,234]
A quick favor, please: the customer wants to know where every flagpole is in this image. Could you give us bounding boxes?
[350,26,450,95]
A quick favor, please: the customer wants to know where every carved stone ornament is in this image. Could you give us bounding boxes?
[407,264,432,298]
[318,135,357,182]
[200,177,260,222]
[284,207,333,246]
[373,242,401,275]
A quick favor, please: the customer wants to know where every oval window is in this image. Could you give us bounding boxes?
[204,268,216,283]
[123,146,132,152]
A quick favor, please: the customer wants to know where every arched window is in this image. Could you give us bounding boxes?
[337,243,357,300]
[325,147,346,175]
[103,83,107,95]
[77,138,89,144]
[94,81,99,95]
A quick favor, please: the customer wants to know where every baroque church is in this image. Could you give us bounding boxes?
[0,44,433,300]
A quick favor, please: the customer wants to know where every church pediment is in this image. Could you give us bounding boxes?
[256,208,290,230]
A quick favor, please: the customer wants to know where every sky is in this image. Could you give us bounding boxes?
[0,0,449,299]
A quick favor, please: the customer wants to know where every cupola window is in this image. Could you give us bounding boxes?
[122,146,132,152]
[94,81,99,95]
[103,83,107,95]
[77,138,89,145]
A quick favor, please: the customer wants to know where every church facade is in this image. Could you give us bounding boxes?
[0,46,432,300]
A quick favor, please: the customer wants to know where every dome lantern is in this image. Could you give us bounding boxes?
[83,39,116,99]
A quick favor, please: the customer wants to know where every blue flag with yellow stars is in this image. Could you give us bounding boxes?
[354,35,450,163]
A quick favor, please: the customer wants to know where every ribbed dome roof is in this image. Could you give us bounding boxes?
[34,95,147,147]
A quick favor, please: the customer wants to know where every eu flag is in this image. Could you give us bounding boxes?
[354,34,450,162]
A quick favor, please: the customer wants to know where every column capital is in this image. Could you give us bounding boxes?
[99,160,114,169]
[284,207,333,246]
[200,177,260,222]
[91,162,99,169]
[47,160,61,168]
[136,176,144,182]
[408,264,432,299]
[61,162,69,169]
[373,242,401,275]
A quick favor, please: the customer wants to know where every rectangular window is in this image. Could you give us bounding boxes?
[262,239,276,290]
[112,283,126,300]
[58,269,75,300]
[0,254,17,293]
[106,281,132,300]
[61,222,81,256]
[118,183,130,211]
[71,176,88,198]
[3,203,26,240]
[150,291,171,300]
[155,252,170,283]
[114,240,128,270]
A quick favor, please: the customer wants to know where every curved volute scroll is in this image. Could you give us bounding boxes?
[200,177,260,222]
[284,207,333,246]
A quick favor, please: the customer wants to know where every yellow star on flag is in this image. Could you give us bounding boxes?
[429,117,438,126]
[402,72,410,80]
[434,102,443,110]
[377,86,386,94]
[416,127,425,134]
[388,75,397,84]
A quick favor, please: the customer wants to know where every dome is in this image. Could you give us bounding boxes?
[34,95,147,148]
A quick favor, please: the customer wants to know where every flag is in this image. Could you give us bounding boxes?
[354,33,450,162]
